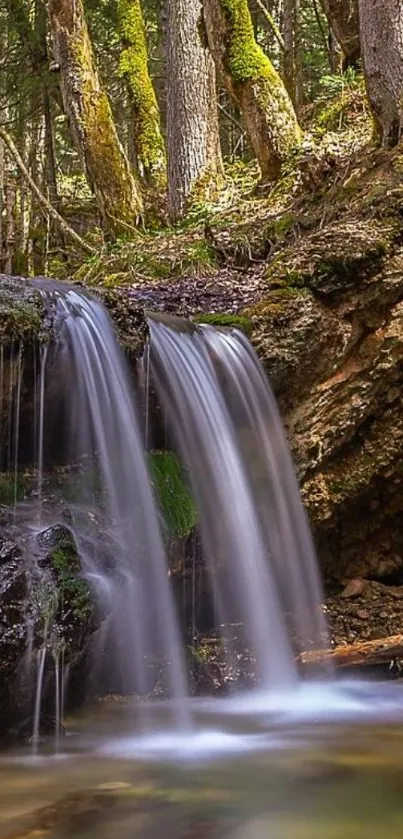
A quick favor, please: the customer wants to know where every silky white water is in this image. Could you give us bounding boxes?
[148,316,329,689]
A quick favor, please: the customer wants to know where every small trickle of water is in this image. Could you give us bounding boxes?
[149,317,329,689]
[12,342,23,516]
[32,631,48,754]
[36,343,48,520]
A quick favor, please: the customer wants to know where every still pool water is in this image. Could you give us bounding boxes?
[2,681,403,839]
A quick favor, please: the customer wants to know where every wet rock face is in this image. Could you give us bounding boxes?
[0,507,96,741]
[0,534,28,671]
[247,215,403,585]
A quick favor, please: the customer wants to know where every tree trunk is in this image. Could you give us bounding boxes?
[117,0,166,189]
[359,0,403,148]
[49,0,143,235]
[319,0,360,70]
[283,0,296,104]
[283,0,303,110]
[203,0,301,181]
[166,0,223,222]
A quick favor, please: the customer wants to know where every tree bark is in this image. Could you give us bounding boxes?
[283,0,303,110]
[359,0,403,148]
[319,0,360,70]
[301,635,403,670]
[203,0,301,181]
[166,0,223,222]
[117,0,166,189]
[49,0,143,235]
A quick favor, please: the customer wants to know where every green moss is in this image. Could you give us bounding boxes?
[0,277,47,343]
[247,287,308,317]
[0,474,25,506]
[221,0,277,84]
[50,539,92,621]
[66,2,143,233]
[218,0,301,169]
[264,213,296,243]
[117,0,166,186]
[194,313,253,336]
[148,451,196,538]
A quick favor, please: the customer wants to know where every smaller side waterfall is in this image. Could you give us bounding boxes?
[149,316,329,688]
[49,287,188,712]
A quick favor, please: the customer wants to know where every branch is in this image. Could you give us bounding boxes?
[255,0,284,51]
[218,102,245,134]
[300,634,403,669]
[0,126,97,256]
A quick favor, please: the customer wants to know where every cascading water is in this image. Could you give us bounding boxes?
[148,315,329,688]
[42,284,188,714]
[0,280,333,753]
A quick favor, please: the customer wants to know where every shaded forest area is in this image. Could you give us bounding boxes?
[0,0,394,281]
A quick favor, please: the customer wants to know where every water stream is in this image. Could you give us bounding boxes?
[148,316,328,687]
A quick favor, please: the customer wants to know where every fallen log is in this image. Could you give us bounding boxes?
[300,634,403,669]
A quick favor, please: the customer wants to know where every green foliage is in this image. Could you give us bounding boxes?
[148,450,196,538]
[319,68,362,99]
[194,313,253,336]
[51,543,92,621]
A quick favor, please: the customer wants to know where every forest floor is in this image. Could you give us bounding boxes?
[59,77,383,317]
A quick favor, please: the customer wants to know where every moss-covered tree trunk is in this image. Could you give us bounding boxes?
[203,0,301,181]
[166,0,223,222]
[320,0,360,71]
[49,0,143,235]
[117,0,166,189]
[359,0,403,148]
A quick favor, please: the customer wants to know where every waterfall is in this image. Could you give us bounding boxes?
[49,287,186,716]
[0,282,331,748]
[148,315,329,687]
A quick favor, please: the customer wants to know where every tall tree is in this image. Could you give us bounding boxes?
[117,0,166,188]
[319,0,360,70]
[283,0,303,109]
[166,0,223,221]
[203,0,301,181]
[49,0,143,235]
[359,0,403,148]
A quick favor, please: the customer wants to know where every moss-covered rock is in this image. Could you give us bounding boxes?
[193,313,253,335]
[0,274,50,343]
[148,450,196,538]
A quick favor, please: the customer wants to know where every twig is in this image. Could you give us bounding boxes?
[255,0,284,51]
[0,125,96,256]
[218,102,245,134]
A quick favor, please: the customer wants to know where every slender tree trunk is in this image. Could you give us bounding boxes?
[319,0,360,70]
[359,0,403,148]
[166,0,223,222]
[294,0,304,108]
[283,0,296,104]
[203,0,301,181]
[328,29,342,74]
[49,0,143,235]
[117,0,166,189]
[4,180,15,274]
